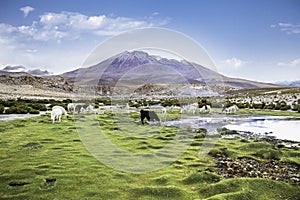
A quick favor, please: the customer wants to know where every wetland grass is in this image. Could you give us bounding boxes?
[0,111,299,199]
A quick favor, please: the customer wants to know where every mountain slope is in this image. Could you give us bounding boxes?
[0,70,73,92]
[62,51,278,88]
[276,80,300,87]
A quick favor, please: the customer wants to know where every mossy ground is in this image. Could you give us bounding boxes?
[0,110,299,199]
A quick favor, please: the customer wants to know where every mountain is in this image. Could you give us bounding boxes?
[276,80,300,87]
[0,70,73,92]
[62,51,277,88]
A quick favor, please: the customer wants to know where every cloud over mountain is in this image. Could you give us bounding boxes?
[1,66,51,76]
[2,65,26,72]
[27,69,51,76]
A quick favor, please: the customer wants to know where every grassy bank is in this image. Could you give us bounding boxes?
[0,111,299,199]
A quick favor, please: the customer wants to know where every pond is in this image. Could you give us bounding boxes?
[224,116,300,142]
[164,115,300,142]
[0,112,46,121]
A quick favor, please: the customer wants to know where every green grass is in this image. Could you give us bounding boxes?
[198,178,300,200]
[0,111,299,199]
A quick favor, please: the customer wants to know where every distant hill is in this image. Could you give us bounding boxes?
[0,70,72,92]
[62,51,277,88]
[276,80,300,87]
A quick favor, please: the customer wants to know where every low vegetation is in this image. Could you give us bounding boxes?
[0,110,299,199]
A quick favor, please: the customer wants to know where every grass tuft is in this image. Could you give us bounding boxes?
[183,171,220,184]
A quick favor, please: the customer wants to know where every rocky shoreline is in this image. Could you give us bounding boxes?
[212,156,300,185]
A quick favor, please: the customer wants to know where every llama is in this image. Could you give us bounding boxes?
[67,103,76,113]
[180,103,198,114]
[80,106,85,113]
[52,106,68,118]
[140,109,160,124]
[161,107,167,121]
[222,105,239,113]
[85,105,94,114]
[51,108,63,124]
[199,105,211,113]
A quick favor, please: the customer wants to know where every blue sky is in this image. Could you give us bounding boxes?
[0,0,299,82]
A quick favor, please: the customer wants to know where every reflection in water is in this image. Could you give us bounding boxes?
[225,119,300,142]
[164,115,300,142]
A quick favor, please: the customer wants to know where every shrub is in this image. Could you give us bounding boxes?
[161,99,180,107]
[280,104,291,110]
[145,100,161,106]
[29,108,40,114]
[236,103,247,109]
[252,103,263,109]
[28,103,47,111]
[62,99,72,104]
[254,149,282,160]
[5,105,30,114]
[50,103,67,110]
[265,103,275,110]
[0,104,4,114]
[0,99,16,107]
[217,127,238,135]
[208,147,232,157]
[275,101,290,110]
[198,98,212,108]
[95,98,111,105]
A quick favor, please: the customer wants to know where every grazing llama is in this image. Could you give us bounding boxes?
[140,109,160,124]
[180,103,198,114]
[51,108,63,124]
[222,105,239,113]
[51,106,68,124]
[199,105,211,113]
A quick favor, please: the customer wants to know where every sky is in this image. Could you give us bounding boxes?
[0,0,300,82]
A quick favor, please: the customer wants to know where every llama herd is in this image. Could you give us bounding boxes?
[226,92,300,110]
[50,101,239,124]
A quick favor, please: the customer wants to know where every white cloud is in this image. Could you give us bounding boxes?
[223,57,247,68]
[0,11,170,73]
[277,58,300,67]
[20,6,34,17]
[0,11,168,43]
[271,22,300,34]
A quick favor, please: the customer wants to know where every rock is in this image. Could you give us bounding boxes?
[215,155,300,185]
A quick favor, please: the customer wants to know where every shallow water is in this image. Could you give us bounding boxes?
[0,112,45,121]
[164,115,300,142]
[225,118,300,142]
